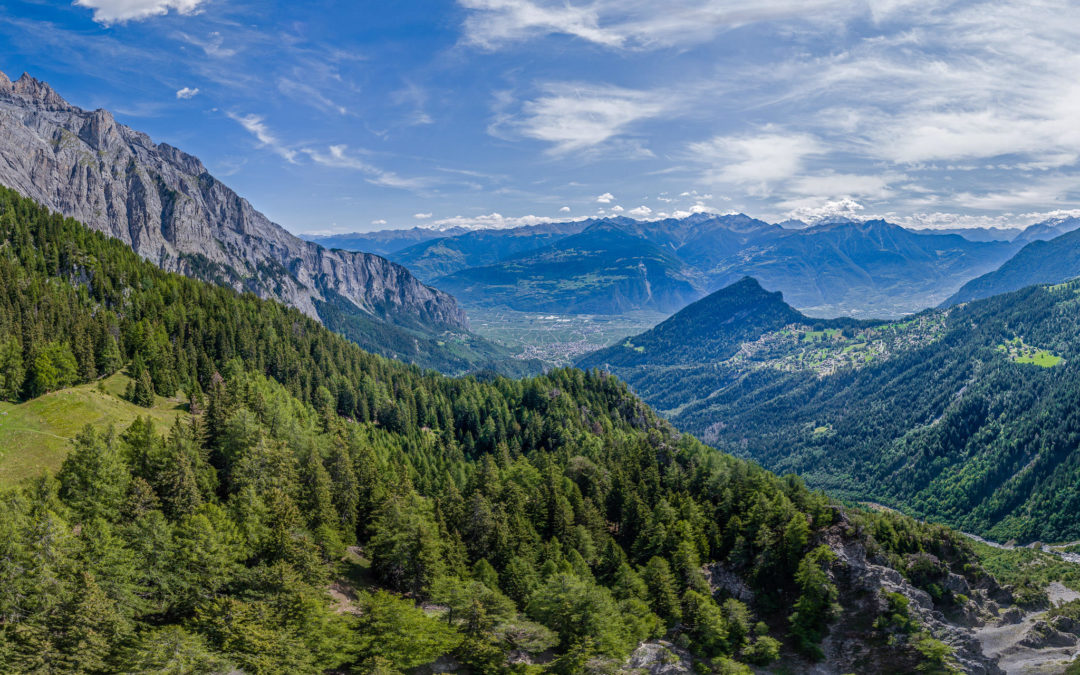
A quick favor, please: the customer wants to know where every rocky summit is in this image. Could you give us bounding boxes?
[0,70,467,333]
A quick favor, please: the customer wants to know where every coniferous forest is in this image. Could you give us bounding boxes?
[0,187,1000,672]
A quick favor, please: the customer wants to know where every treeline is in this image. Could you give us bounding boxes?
[0,187,977,673]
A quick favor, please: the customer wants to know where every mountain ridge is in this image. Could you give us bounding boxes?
[0,70,469,335]
[945,226,1080,306]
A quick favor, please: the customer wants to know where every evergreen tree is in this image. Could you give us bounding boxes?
[368,492,446,595]
[0,336,25,401]
[30,341,77,397]
[642,556,682,624]
[57,426,130,522]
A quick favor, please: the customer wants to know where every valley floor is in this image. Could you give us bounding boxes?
[467,305,666,367]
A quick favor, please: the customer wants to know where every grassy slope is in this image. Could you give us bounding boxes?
[0,372,187,487]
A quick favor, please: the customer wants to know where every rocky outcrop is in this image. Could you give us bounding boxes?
[810,527,1005,675]
[620,641,694,674]
[0,71,467,333]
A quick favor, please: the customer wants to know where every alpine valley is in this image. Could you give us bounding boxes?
[3,22,1080,675]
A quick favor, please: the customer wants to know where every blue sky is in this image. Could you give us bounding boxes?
[3,0,1080,233]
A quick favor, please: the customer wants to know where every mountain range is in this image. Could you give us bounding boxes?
[0,71,531,375]
[308,213,1021,319]
[378,214,1019,318]
[304,226,471,257]
[3,69,1080,674]
[579,276,1080,543]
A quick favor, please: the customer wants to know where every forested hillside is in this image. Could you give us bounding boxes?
[945,227,1080,306]
[581,277,1080,543]
[0,187,1009,673]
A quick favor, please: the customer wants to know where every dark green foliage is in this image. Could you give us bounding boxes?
[354,590,462,671]
[0,188,998,672]
[585,272,1080,543]
[789,545,840,659]
[580,277,808,370]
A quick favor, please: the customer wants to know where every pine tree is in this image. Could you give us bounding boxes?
[133,365,156,408]
[0,336,25,401]
[642,556,682,624]
[57,426,130,522]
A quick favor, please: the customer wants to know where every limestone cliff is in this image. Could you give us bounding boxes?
[0,71,467,333]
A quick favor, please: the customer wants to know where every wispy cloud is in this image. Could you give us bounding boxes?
[175,86,199,99]
[688,128,823,195]
[494,83,669,154]
[175,31,238,58]
[304,145,428,190]
[227,113,298,163]
[458,0,853,51]
[428,212,581,230]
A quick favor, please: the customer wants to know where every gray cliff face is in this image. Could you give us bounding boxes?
[0,71,468,332]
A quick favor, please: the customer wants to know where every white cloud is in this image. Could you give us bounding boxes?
[689,128,823,194]
[429,212,585,230]
[227,113,297,163]
[610,205,624,213]
[458,0,852,51]
[783,198,866,224]
[227,116,430,191]
[304,145,426,190]
[175,87,199,99]
[888,208,1080,231]
[414,213,434,220]
[75,0,205,23]
[501,83,669,154]
[371,219,388,226]
[559,206,571,213]
[175,31,236,58]
[459,0,621,49]
[672,202,714,219]
[628,205,653,218]
[596,192,615,204]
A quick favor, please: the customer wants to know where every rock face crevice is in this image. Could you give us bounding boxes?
[0,70,467,332]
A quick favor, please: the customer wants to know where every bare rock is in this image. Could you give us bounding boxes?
[621,641,694,674]
[1051,615,1080,635]
[999,607,1024,625]
[0,71,468,338]
[703,562,755,603]
[1017,621,1078,649]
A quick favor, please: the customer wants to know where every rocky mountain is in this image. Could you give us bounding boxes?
[704,220,1018,317]
[0,71,521,374]
[579,275,1080,543]
[1013,215,1080,245]
[389,220,590,281]
[433,222,704,314]
[910,227,1022,243]
[945,227,1080,307]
